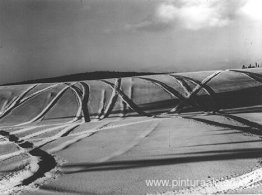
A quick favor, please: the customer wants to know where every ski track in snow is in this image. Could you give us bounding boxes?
[0,129,53,195]
[96,121,159,162]
[161,113,262,195]
[1,70,262,194]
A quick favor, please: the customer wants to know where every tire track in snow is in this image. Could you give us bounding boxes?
[19,124,69,140]
[173,76,192,96]
[120,77,133,118]
[101,80,152,117]
[1,70,262,194]
[11,123,63,135]
[171,71,221,113]
[0,84,63,122]
[64,82,90,123]
[137,77,186,101]
[137,76,193,112]
[46,119,122,153]
[171,76,202,110]
[96,121,160,162]
[17,84,62,110]
[79,82,91,122]
[20,84,62,103]
[64,84,83,122]
[0,121,81,194]
[14,84,75,127]
[0,84,38,119]
[120,99,127,118]
[99,79,121,120]
[170,75,219,113]
[0,150,25,161]
[0,129,56,194]
[171,114,262,194]
[34,123,80,148]
[96,89,106,120]
[48,118,162,154]
[0,100,8,114]
[228,69,262,83]
[47,122,109,153]
[172,75,218,106]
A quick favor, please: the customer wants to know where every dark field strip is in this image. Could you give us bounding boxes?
[0,129,57,187]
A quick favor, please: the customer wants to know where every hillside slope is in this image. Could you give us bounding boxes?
[1,68,262,194]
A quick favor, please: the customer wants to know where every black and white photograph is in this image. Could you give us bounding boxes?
[0,0,262,194]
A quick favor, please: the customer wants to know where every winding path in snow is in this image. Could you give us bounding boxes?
[0,129,56,194]
[1,69,262,194]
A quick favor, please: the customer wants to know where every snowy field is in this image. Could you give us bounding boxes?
[1,68,262,194]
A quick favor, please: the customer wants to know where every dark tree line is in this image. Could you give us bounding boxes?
[242,62,260,69]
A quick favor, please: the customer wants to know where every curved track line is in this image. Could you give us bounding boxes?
[14,84,74,127]
[171,71,221,113]
[163,113,262,194]
[20,124,69,140]
[181,76,219,111]
[0,84,38,119]
[97,89,106,119]
[97,121,159,162]
[228,69,262,84]
[34,123,80,148]
[64,82,91,123]
[48,122,108,153]
[0,84,61,123]
[11,123,63,135]
[4,97,17,111]
[68,118,161,137]
[137,77,185,101]
[20,84,62,105]
[171,76,206,112]
[99,79,121,119]
[174,75,218,99]
[48,118,161,154]
[171,74,219,112]
[102,80,152,117]
[0,129,57,194]
[120,99,127,117]
[12,126,42,135]
[137,76,201,111]
[120,77,133,118]
[64,84,84,122]
[173,76,192,96]
[0,150,25,161]
[79,82,91,122]
[218,112,262,133]
[0,100,8,114]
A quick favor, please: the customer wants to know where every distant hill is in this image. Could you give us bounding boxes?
[2,71,167,86]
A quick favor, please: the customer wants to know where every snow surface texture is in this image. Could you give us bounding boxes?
[1,68,262,194]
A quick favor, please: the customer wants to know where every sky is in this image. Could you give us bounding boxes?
[0,0,262,84]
